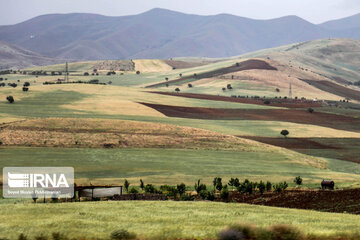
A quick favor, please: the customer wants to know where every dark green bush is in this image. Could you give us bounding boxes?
[199,190,209,200]
[180,193,195,201]
[221,185,229,201]
[177,183,186,196]
[273,182,288,193]
[266,181,272,191]
[129,187,138,194]
[160,185,178,198]
[194,179,207,194]
[258,181,266,194]
[294,176,303,186]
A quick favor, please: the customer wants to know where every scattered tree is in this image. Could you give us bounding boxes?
[23,82,30,87]
[213,177,223,191]
[273,181,288,193]
[84,72,89,76]
[308,108,314,113]
[124,179,130,192]
[276,88,280,92]
[258,181,266,194]
[280,130,289,138]
[266,181,272,192]
[136,71,141,75]
[294,176,303,186]
[194,179,207,194]
[188,83,193,88]
[6,96,14,103]
[175,88,180,93]
[140,179,144,191]
[228,178,240,190]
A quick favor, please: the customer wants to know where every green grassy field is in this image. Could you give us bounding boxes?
[0,201,360,239]
[0,147,359,185]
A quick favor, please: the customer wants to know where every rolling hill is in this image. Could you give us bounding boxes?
[0,41,64,70]
[1,9,360,60]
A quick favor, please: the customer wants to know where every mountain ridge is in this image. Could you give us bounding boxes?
[0,8,359,60]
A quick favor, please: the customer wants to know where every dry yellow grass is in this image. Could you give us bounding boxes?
[0,118,327,169]
[189,58,342,100]
[133,59,173,72]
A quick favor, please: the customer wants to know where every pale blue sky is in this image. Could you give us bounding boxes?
[0,0,360,25]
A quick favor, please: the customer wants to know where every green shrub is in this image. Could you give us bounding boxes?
[160,185,178,198]
[144,184,157,194]
[206,191,215,201]
[199,190,209,200]
[258,181,266,194]
[273,182,288,193]
[228,178,240,190]
[180,193,195,201]
[194,179,207,193]
[221,185,229,201]
[266,181,272,192]
[110,229,136,240]
[177,183,186,196]
[129,187,138,194]
[213,177,223,191]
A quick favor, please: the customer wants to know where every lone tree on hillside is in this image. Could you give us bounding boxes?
[280,130,289,138]
[136,71,141,75]
[175,88,180,93]
[294,176,303,185]
[188,83,193,88]
[6,96,14,103]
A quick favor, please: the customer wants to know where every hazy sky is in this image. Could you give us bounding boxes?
[1,0,360,25]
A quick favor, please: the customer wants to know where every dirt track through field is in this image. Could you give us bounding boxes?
[140,102,360,132]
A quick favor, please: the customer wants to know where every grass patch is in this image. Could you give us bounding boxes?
[0,201,360,239]
[0,147,358,185]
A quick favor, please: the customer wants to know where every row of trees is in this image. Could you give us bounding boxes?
[122,176,303,201]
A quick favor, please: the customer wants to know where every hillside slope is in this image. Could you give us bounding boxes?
[0,41,64,70]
